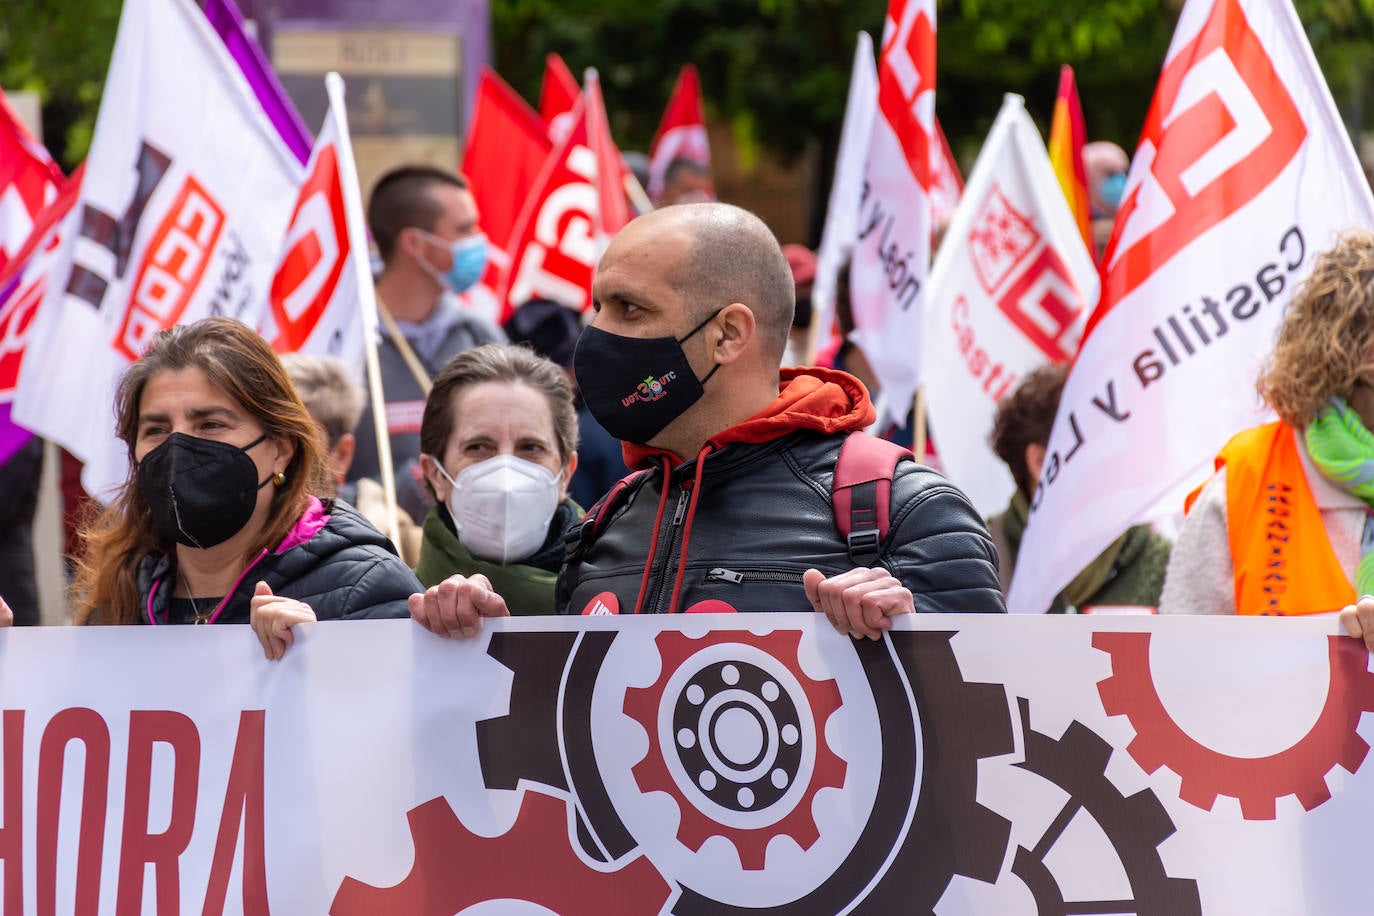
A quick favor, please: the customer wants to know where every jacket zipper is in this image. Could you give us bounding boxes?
[704,567,807,584]
[649,486,691,613]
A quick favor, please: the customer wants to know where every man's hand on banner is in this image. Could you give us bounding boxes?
[409,573,510,639]
[1340,596,1374,652]
[803,567,913,640]
[250,581,317,660]
[0,595,10,627]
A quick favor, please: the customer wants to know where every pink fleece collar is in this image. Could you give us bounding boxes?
[276,495,330,553]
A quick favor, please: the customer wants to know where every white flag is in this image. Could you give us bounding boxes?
[809,32,877,365]
[849,0,935,427]
[923,94,1098,517]
[261,73,376,368]
[13,0,306,500]
[1008,0,1374,611]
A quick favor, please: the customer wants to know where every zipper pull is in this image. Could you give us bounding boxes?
[671,488,690,526]
[706,567,744,584]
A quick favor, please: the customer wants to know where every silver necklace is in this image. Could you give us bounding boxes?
[177,566,213,625]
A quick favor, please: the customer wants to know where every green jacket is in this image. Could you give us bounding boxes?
[988,490,1172,612]
[413,501,581,615]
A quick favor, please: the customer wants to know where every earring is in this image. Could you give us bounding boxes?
[273,470,287,487]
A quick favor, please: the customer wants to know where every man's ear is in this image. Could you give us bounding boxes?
[1024,442,1047,493]
[710,303,756,366]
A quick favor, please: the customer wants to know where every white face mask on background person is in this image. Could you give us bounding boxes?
[431,454,561,564]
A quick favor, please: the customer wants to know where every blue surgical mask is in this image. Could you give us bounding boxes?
[1099,173,1128,211]
[418,230,489,294]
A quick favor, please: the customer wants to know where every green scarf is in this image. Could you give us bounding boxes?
[1305,397,1374,595]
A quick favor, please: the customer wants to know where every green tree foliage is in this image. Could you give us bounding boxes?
[0,0,122,168]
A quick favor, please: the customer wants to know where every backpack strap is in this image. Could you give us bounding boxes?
[563,468,653,561]
[832,431,913,566]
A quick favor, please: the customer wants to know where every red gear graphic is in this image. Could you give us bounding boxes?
[1095,632,1374,819]
[622,628,845,870]
[331,791,671,915]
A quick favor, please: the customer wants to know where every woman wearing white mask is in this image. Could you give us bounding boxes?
[412,344,581,613]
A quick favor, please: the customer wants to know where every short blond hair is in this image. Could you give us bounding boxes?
[1257,230,1374,427]
[280,353,366,446]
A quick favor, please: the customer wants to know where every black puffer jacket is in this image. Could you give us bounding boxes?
[558,368,1005,616]
[133,497,420,625]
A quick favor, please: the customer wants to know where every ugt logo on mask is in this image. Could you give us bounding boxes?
[1103,0,1306,306]
[622,372,676,407]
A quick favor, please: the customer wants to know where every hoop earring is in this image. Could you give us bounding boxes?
[273,470,287,487]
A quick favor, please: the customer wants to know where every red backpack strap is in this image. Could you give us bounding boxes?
[832,431,913,566]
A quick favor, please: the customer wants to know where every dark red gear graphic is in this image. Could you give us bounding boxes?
[330,791,671,915]
[622,628,845,871]
[1095,631,1374,819]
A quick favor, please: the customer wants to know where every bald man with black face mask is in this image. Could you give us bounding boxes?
[409,203,1005,635]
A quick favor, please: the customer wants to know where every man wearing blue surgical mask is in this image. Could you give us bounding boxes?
[349,165,507,523]
[1083,141,1130,260]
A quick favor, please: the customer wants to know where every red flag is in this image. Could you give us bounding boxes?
[539,52,581,143]
[647,64,711,202]
[0,90,64,274]
[461,68,554,324]
[1046,65,1092,256]
[501,69,631,315]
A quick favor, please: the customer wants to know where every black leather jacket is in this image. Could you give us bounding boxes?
[557,429,1006,615]
[131,498,419,625]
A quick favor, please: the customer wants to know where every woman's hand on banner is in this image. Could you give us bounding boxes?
[1340,595,1374,652]
[250,581,317,660]
[409,573,509,639]
[0,595,10,627]
[803,567,913,640]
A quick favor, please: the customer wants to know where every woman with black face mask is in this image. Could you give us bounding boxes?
[70,318,421,657]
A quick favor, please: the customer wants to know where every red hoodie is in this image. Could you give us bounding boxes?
[621,366,877,470]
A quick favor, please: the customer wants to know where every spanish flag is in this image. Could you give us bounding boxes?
[1047,65,1092,256]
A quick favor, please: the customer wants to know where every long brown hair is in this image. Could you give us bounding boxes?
[73,318,332,624]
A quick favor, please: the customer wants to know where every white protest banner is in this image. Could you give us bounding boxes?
[849,0,935,427]
[12,0,307,501]
[809,32,877,365]
[1007,0,1374,612]
[923,95,1097,517]
[2,614,1374,912]
[262,73,374,368]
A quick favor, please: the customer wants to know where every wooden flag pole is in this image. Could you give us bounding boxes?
[912,385,927,464]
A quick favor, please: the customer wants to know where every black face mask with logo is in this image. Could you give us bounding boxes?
[573,309,722,445]
[137,432,273,549]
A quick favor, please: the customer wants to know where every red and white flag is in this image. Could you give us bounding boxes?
[1008,0,1374,611]
[539,52,581,145]
[928,117,963,227]
[262,73,375,366]
[922,94,1097,516]
[461,68,553,326]
[647,64,711,202]
[13,0,308,499]
[0,169,83,466]
[501,69,631,315]
[811,33,879,365]
[0,90,63,274]
[849,0,936,427]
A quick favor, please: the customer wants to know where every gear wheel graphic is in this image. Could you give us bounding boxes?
[1095,632,1374,819]
[1010,698,1202,915]
[330,791,671,915]
[622,628,845,871]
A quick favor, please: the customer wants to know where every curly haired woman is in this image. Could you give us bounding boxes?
[1160,230,1374,635]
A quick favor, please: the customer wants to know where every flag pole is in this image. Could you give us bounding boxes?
[326,71,401,548]
[912,385,927,464]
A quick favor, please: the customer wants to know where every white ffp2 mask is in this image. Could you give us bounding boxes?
[432,454,561,564]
